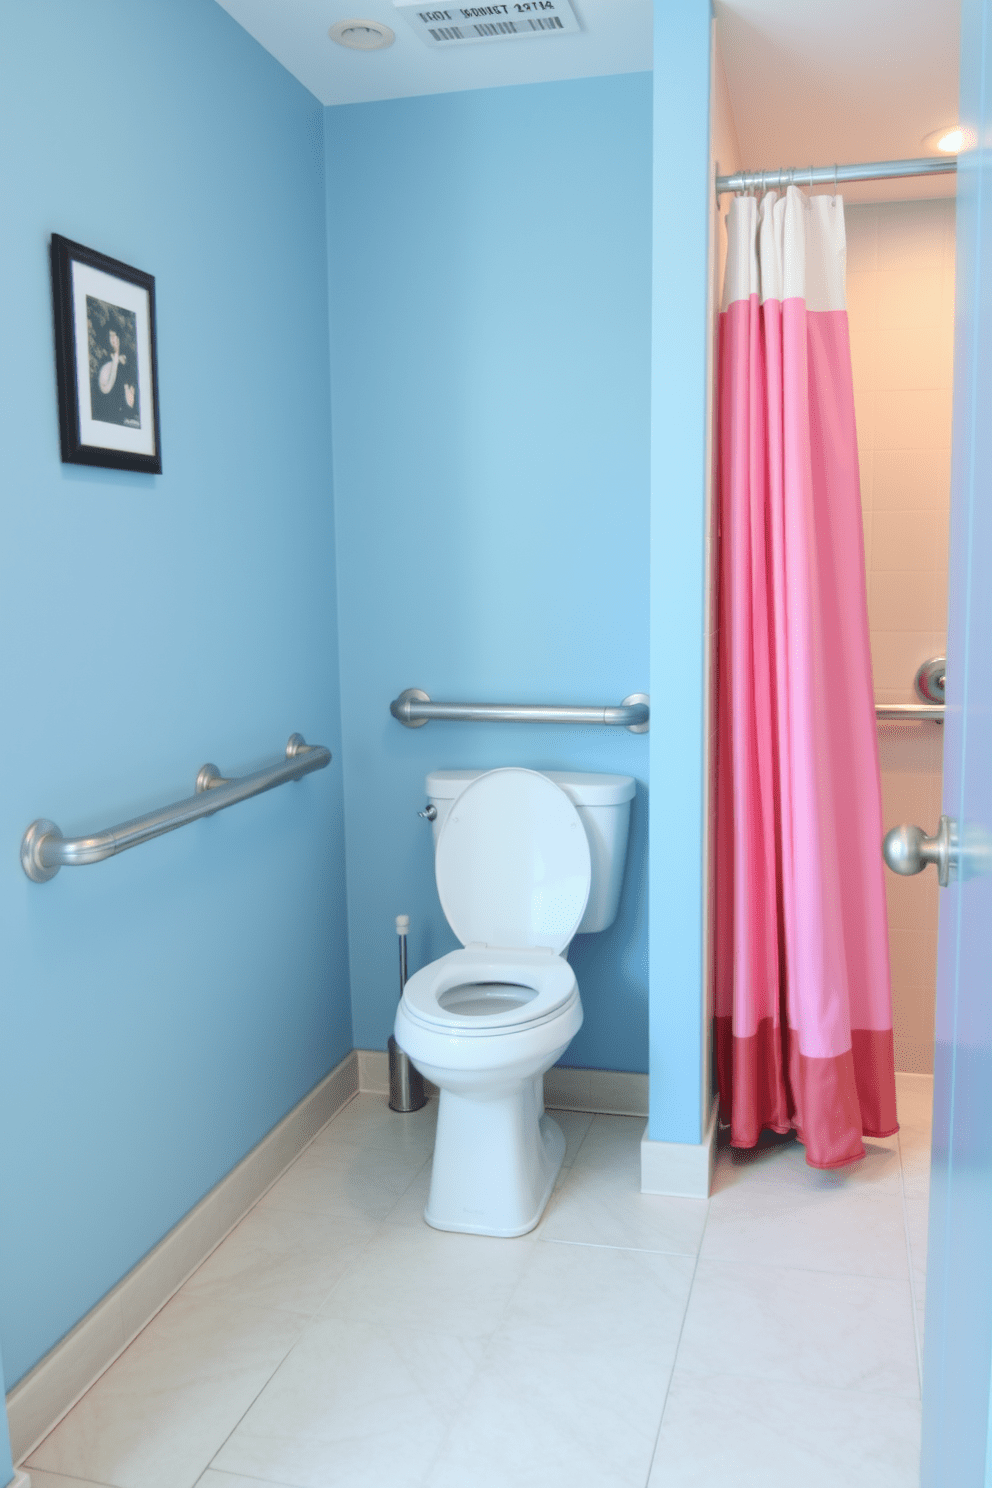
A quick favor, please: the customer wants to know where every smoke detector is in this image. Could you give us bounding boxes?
[329,18,395,49]
[393,0,578,47]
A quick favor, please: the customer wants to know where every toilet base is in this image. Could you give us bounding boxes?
[424,1080,566,1238]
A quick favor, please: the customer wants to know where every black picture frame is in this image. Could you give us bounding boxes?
[50,234,162,474]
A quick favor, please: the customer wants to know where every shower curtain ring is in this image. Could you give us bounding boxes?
[809,164,814,191]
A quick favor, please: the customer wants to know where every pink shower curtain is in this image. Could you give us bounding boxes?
[715,186,898,1169]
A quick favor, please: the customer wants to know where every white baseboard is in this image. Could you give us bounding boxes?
[6,1052,358,1467]
[8,1471,30,1488]
[356,1051,647,1117]
[356,1048,438,1099]
[640,1096,718,1199]
[543,1064,648,1117]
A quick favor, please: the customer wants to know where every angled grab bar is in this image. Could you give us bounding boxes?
[21,734,331,883]
[389,689,650,733]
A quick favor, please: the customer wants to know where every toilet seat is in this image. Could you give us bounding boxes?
[402,770,590,1039]
[434,768,591,954]
[401,946,578,1035]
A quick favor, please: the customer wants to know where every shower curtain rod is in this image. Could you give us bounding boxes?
[716,155,957,195]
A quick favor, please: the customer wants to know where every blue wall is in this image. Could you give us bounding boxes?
[648,2,712,1142]
[0,0,350,1387]
[0,1340,11,1485]
[325,75,652,1073]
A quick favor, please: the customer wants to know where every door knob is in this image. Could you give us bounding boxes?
[882,816,958,887]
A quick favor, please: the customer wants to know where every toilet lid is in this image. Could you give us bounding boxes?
[435,768,591,953]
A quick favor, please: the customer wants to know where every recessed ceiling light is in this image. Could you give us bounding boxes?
[329,18,395,49]
[922,125,965,154]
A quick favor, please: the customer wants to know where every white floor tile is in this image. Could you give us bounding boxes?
[24,1079,928,1488]
[26,1293,308,1488]
[541,1115,708,1255]
[713,1130,902,1196]
[648,1372,921,1487]
[702,1180,910,1278]
[422,1234,694,1488]
[22,1471,122,1488]
[425,1332,671,1488]
[676,1259,920,1399]
[181,1205,378,1316]
[258,1138,428,1224]
[318,1223,534,1336]
[904,1195,929,1275]
[500,1240,695,1354]
[211,1317,483,1488]
[308,1093,437,1158]
[379,1161,433,1228]
[197,1473,302,1488]
[899,1124,933,1200]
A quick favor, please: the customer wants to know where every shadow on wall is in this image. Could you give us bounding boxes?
[564,780,649,1074]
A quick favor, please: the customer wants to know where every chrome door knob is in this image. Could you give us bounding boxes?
[883,816,958,887]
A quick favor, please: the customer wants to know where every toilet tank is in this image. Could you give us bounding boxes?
[424,769,635,935]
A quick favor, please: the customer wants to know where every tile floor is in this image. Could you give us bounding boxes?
[23,1072,932,1488]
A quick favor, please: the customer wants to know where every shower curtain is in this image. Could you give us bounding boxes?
[715,186,897,1168]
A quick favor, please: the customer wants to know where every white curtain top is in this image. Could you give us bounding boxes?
[721,186,847,314]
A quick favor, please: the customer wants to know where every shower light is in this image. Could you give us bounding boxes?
[329,18,395,49]
[922,125,965,154]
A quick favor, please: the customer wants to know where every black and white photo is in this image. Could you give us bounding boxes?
[50,234,161,473]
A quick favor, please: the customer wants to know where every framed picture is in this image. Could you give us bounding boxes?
[50,234,162,474]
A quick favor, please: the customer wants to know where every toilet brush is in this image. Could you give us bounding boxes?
[388,914,427,1113]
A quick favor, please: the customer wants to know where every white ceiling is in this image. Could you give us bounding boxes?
[214,0,961,203]
[213,0,651,107]
[716,0,961,203]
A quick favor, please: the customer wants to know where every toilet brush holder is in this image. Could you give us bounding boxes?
[389,914,427,1113]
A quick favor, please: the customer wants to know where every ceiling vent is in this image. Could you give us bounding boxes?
[392,0,579,47]
[329,19,396,49]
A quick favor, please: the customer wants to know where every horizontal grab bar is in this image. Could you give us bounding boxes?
[875,703,945,723]
[389,689,649,733]
[21,734,331,883]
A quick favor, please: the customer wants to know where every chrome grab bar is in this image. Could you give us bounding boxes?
[876,703,945,723]
[389,689,649,733]
[874,656,946,723]
[20,734,331,883]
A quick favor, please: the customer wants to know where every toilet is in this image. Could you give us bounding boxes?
[394,766,635,1237]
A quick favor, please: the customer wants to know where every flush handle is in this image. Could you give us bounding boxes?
[418,804,437,821]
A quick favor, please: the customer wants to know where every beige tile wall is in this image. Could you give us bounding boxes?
[847,198,955,1073]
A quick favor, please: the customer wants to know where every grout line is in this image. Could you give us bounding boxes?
[20,1471,121,1487]
[641,1187,713,1485]
[202,1219,386,1482]
[900,1135,927,1394]
[195,1468,304,1488]
[538,1235,702,1258]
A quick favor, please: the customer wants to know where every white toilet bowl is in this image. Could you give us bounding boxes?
[394,766,633,1238]
[396,945,583,1236]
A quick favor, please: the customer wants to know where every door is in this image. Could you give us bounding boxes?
[919,0,992,1479]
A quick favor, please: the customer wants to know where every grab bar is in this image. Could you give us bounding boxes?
[389,689,650,733]
[874,656,946,724]
[21,734,331,882]
[876,703,944,723]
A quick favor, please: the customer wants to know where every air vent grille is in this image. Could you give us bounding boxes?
[393,0,579,46]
